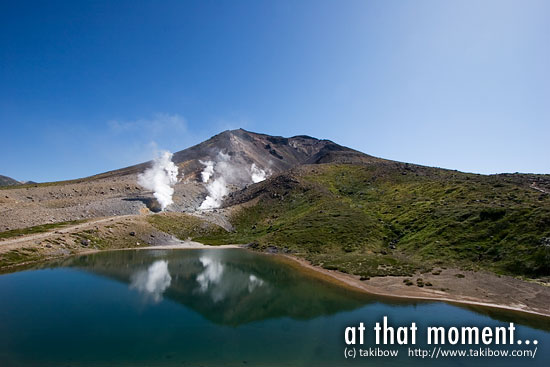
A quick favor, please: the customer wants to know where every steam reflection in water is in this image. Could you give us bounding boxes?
[2,249,549,367]
[59,248,364,326]
[130,260,172,303]
[195,254,266,303]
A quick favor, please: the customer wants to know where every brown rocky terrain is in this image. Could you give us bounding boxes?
[0,177,205,231]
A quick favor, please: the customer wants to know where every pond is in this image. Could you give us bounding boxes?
[0,248,548,366]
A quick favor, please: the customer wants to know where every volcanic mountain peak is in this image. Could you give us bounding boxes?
[0,129,381,229]
[170,128,376,178]
[106,128,379,182]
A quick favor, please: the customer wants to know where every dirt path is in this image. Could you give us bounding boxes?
[106,242,241,251]
[0,215,137,251]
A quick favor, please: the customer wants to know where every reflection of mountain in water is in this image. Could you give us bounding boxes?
[57,249,373,326]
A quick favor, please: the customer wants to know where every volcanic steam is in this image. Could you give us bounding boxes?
[138,151,179,211]
[199,152,270,210]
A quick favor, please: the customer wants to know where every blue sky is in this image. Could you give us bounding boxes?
[1,0,549,182]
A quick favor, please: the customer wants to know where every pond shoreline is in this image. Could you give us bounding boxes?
[277,253,550,319]
[2,234,549,319]
[76,244,550,319]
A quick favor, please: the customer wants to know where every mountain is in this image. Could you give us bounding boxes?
[0,175,20,187]
[0,129,380,230]
[1,129,549,281]
[98,128,382,180]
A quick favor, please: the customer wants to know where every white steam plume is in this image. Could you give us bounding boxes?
[200,177,229,210]
[138,151,179,210]
[250,163,268,183]
[199,152,270,210]
[199,153,231,210]
[199,160,214,182]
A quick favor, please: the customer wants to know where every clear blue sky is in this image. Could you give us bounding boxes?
[1,0,549,182]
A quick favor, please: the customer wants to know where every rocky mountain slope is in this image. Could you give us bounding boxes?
[97,128,381,180]
[0,175,20,187]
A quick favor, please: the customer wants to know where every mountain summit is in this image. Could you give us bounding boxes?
[106,128,381,181]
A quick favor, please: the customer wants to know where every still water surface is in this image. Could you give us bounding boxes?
[0,249,548,366]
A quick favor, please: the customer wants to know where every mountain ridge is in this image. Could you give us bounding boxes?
[92,128,382,182]
[0,175,21,187]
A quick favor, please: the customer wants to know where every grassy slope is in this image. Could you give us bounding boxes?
[0,215,175,270]
[0,220,86,240]
[4,163,547,279]
[155,163,550,279]
[147,212,226,239]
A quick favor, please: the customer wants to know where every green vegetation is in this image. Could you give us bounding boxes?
[151,163,550,279]
[0,220,147,270]
[6,162,546,279]
[147,213,226,239]
[0,220,86,240]
[0,247,45,269]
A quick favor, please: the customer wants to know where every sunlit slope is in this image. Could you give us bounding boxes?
[179,163,550,278]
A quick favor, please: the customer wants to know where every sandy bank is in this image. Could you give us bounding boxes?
[113,240,241,251]
[279,254,550,318]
